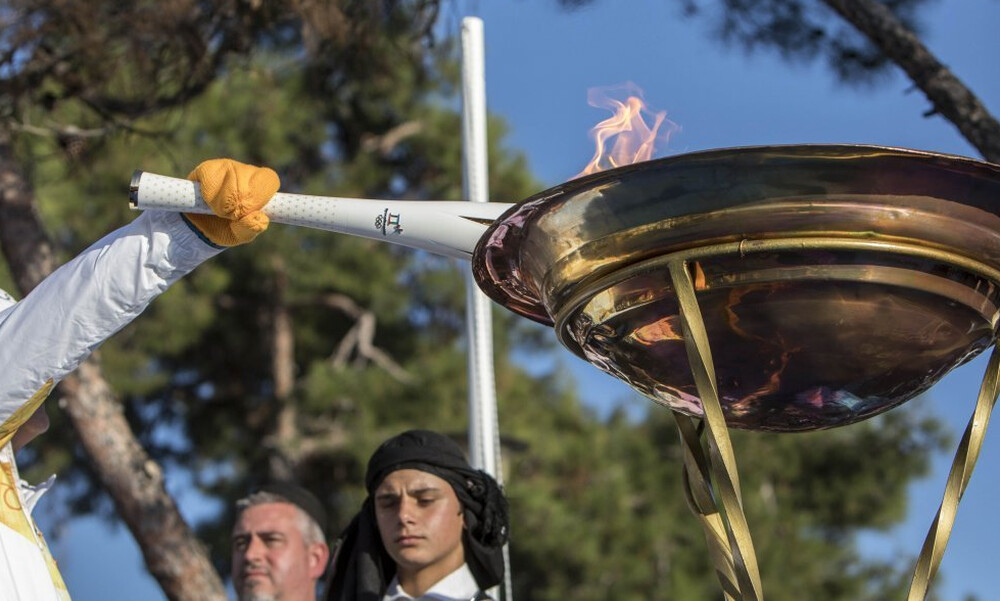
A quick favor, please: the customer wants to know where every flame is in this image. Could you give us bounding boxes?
[574,82,679,179]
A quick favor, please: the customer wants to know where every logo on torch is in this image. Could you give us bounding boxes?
[375,209,404,236]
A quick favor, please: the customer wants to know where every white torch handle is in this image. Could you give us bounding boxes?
[129,171,513,260]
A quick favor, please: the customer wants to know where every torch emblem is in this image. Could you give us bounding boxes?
[375,209,403,236]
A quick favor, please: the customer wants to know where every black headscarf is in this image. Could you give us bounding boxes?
[326,430,509,601]
[254,481,328,535]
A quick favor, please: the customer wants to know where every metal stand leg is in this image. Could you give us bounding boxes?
[676,415,741,600]
[669,259,764,601]
[907,345,1000,600]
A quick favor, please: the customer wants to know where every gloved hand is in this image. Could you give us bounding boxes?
[184,158,280,246]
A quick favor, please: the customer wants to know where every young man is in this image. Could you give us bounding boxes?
[0,158,279,601]
[327,430,510,601]
[232,482,331,601]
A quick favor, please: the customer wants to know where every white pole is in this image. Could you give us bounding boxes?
[461,16,512,601]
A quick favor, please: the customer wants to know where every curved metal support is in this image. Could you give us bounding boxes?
[669,259,764,601]
[676,414,740,600]
[907,345,1000,600]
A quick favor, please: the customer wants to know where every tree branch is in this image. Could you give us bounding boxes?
[58,362,227,601]
[820,0,1000,163]
[267,256,297,480]
[319,292,414,383]
[360,120,424,157]
[0,136,57,293]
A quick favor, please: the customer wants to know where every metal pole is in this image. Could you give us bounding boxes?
[461,16,512,601]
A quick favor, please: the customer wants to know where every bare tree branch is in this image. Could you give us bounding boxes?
[318,292,415,383]
[6,120,115,140]
[0,136,56,292]
[360,120,424,157]
[820,0,1000,162]
[267,256,297,480]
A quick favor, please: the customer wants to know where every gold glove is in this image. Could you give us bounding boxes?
[184,158,280,246]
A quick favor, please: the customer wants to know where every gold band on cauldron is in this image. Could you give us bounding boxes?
[554,236,1000,358]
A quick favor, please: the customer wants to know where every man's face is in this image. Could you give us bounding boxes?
[374,469,466,584]
[231,503,328,601]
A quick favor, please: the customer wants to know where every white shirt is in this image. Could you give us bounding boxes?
[0,211,221,601]
[382,564,485,601]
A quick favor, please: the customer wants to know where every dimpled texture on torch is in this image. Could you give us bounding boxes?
[184,158,279,246]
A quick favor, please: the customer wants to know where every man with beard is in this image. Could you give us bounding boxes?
[231,482,331,601]
[327,429,510,601]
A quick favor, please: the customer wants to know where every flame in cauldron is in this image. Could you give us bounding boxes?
[574,81,679,179]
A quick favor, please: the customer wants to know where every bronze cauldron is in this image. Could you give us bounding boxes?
[473,144,1000,431]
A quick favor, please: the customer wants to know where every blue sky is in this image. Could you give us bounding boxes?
[38,1,1000,599]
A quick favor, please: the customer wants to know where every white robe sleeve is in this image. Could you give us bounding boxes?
[0,211,222,432]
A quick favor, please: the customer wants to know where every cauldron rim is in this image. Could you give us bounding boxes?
[471,143,1000,325]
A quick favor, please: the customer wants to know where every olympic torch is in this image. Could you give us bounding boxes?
[129,171,513,261]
